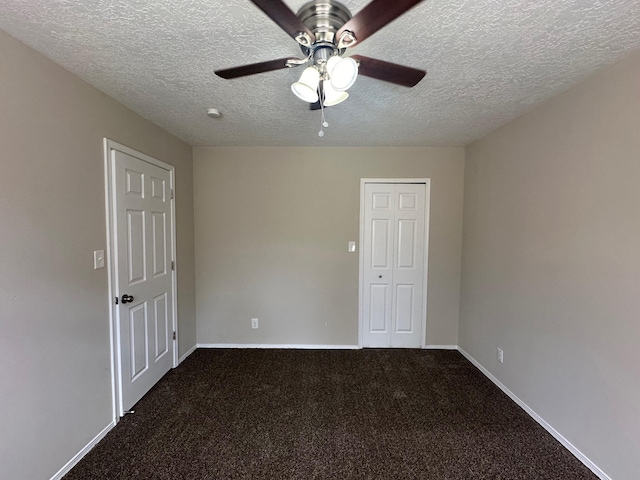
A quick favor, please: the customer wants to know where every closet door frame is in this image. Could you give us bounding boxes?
[358,178,431,348]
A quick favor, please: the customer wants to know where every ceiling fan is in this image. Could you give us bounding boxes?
[215,0,427,118]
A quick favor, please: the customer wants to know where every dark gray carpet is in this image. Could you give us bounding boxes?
[65,349,596,479]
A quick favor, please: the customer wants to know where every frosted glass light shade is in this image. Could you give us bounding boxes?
[329,57,358,92]
[291,67,320,103]
[326,55,341,76]
[323,81,349,106]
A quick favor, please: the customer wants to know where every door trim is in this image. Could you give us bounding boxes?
[103,138,178,421]
[358,178,431,348]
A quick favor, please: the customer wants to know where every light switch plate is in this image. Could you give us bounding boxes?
[348,241,356,253]
[94,250,105,269]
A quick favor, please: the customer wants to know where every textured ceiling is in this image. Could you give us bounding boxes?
[1,1,639,147]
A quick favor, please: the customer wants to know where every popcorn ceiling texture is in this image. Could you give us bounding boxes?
[1,0,639,146]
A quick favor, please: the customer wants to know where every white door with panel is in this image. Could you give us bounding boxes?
[111,148,175,413]
[362,183,426,348]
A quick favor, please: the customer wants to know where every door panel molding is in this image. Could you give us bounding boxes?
[359,178,431,348]
[104,139,178,422]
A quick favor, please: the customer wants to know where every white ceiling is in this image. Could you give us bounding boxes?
[1,1,639,147]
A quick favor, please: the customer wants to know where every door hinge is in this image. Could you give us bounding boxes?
[170,189,174,200]
[173,331,176,341]
[171,260,175,270]
[115,296,119,305]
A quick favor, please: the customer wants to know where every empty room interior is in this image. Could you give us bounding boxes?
[1,1,639,479]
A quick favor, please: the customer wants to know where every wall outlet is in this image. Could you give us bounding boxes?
[497,348,504,364]
[251,318,259,329]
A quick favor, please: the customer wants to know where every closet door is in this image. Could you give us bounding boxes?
[390,184,426,347]
[362,183,426,348]
[362,184,395,347]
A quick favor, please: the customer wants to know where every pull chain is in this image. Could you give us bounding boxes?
[318,82,329,137]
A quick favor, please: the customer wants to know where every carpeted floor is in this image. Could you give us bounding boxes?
[64,349,596,479]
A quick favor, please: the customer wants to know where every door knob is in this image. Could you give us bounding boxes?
[378,275,382,278]
[121,294,135,304]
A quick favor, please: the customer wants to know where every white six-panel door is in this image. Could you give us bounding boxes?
[112,148,174,413]
[362,183,426,348]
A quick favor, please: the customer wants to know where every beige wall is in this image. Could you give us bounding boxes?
[194,147,464,347]
[8,12,637,478]
[460,51,640,479]
[0,30,195,480]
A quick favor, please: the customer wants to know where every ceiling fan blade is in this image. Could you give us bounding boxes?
[215,57,298,79]
[336,0,424,48]
[351,55,426,87]
[249,0,315,45]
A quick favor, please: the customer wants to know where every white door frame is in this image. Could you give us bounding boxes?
[103,138,179,422]
[358,178,431,348]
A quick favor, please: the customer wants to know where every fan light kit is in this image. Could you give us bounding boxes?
[215,0,428,137]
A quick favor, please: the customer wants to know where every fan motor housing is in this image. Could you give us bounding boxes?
[297,0,352,46]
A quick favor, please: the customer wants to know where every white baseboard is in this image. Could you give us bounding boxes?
[197,343,361,350]
[50,420,115,480]
[457,347,610,480]
[178,343,198,364]
[423,344,458,350]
